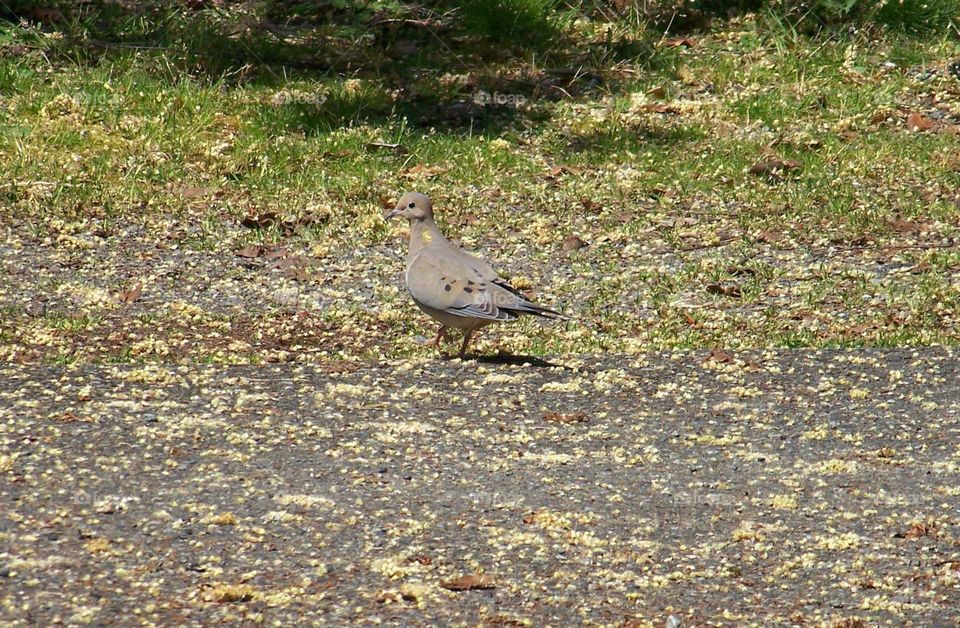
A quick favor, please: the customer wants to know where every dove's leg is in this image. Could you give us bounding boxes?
[431,325,449,348]
[458,330,473,359]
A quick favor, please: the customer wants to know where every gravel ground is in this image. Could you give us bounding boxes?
[2,349,959,625]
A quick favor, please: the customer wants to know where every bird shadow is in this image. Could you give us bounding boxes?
[469,353,562,368]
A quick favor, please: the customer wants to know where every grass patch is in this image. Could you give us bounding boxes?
[0,4,957,362]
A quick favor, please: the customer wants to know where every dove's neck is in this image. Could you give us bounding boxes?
[407,217,445,260]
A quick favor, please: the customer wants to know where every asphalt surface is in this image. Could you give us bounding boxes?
[2,349,959,625]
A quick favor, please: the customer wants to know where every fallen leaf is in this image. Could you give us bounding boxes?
[241,213,279,229]
[204,584,254,603]
[55,411,93,423]
[264,247,289,261]
[658,216,698,228]
[547,165,585,178]
[706,349,733,364]
[646,86,667,99]
[888,218,921,235]
[906,112,935,132]
[562,235,587,251]
[749,159,802,177]
[663,37,696,48]
[898,523,934,540]
[117,282,142,304]
[241,212,327,235]
[379,195,395,210]
[870,110,893,126]
[273,257,301,270]
[177,186,218,199]
[543,411,588,423]
[706,283,742,298]
[580,198,602,212]
[402,164,447,179]
[375,590,402,604]
[284,267,308,282]
[31,7,63,22]
[440,574,496,591]
[236,245,263,258]
[756,229,784,244]
[365,141,408,153]
[640,103,681,114]
[454,212,478,226]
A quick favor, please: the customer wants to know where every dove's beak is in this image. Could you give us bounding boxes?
[384,206,402,221]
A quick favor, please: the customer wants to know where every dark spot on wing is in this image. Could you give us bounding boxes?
[464,287,473,293]
[444,284,451,292]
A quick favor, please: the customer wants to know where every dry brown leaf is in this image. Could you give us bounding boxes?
[241,212,327,235]
[543,411,588,423]
[646,86,667,99]
[547,164,585,178]
[870,110,893,126]
[663,37,696,48]
[177,186,218,199]
[365,141,408,154]
[273,257,301,270]
[440,574,496,591]
[55,411,94,423]
[562,235,587,252]
[580,198,602,212]
[757,229,784,244]
[706,349,733,364]
[31,7,63,22]
[749,159,802,177]
[906,112,935,132]
[640,103,681,114]
[402,164,447,179]
[236,245,263,258]
[241,213,279,229]
[888,218,921,235]
[118,282,142,304]
[264,247,289,261]
[284,267,308,282]
[706,283,742,298]
[900,523,935,539]
[452,212,478,227]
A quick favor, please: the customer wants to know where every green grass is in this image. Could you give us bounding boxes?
[0,3,957,362]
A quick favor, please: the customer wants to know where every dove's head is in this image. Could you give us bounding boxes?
[386,191,433,222]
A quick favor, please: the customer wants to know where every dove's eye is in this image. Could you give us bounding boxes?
[408,202,416,208]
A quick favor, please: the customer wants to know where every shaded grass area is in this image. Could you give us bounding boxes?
[0,3,958,363]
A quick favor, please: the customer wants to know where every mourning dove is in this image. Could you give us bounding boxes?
[385,191,564,358]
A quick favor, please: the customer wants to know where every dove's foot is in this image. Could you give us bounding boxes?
[431,325,450,349]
